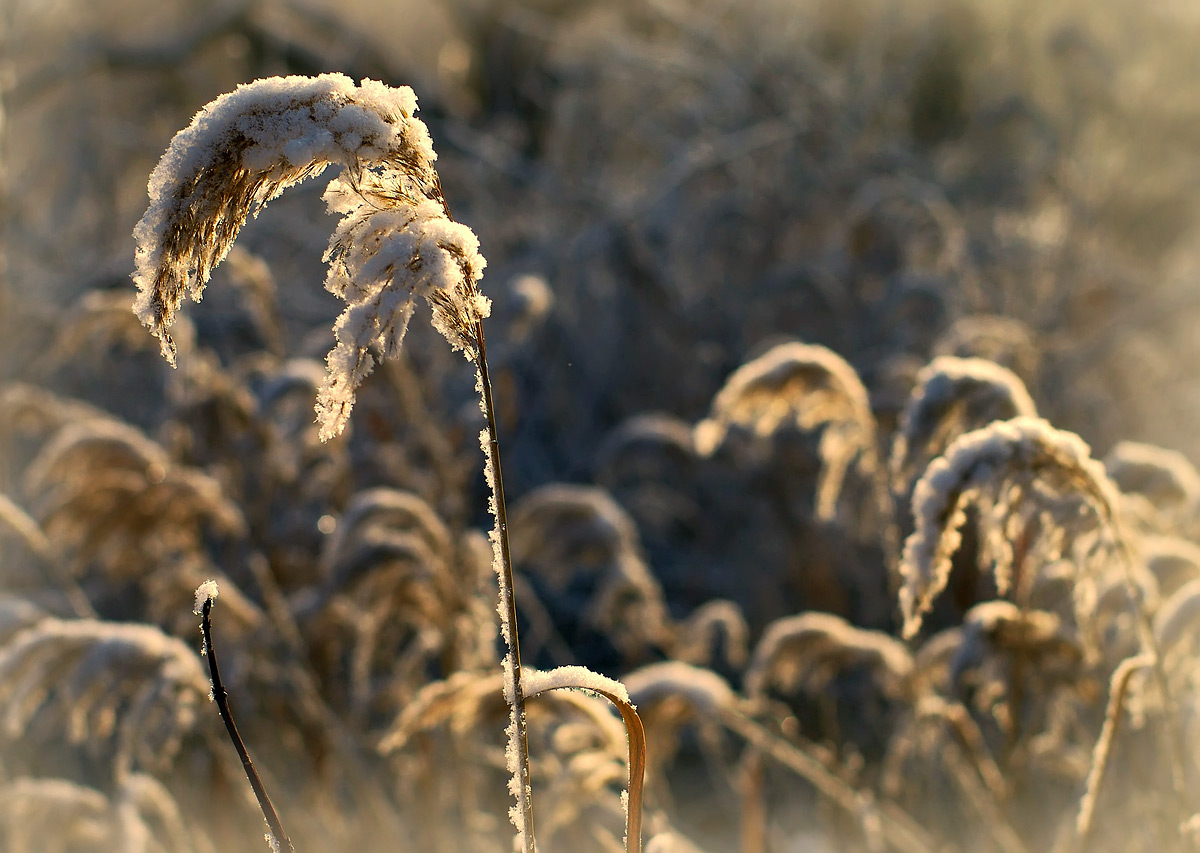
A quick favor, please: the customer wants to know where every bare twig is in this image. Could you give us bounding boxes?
[197,585,295,853]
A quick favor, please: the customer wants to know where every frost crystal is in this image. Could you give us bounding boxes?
[193,580,219,616]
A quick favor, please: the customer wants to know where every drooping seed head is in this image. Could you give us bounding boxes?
[899,416,1122,639]
[132,74,489,441]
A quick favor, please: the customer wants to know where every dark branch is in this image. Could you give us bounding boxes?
[200,596,296,853]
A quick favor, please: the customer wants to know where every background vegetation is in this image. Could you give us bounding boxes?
[2,0,1200,850]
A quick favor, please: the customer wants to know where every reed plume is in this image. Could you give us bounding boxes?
[695,341,880,521]
[890,355,1036,501]
[130,73,487,441]
[0,617,209,771]
[898,416,1122,639]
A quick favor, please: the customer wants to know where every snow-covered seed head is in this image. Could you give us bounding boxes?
[898,417,1123,639]
[695,341,879,520]
[132,74,488,441]
[890,356,1036,499]
[744,611,913,702]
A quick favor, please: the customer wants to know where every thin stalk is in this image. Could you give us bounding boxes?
[1070,654,1154,853]
[472,319,536,853]
[720,710,934,853]
[1114,538,1190,817]
[200,596,295,853]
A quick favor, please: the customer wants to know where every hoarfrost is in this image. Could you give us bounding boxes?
[523,665,631,705]
[192,580,219,616]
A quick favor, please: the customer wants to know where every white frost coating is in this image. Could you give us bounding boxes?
[131,73,489,442]
[622,660,736,716]
[192,580,219,616]
[899,416,1120,639]
[265,832,281,853]
[523,665,631,704]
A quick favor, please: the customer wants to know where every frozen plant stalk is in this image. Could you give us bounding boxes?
[132,74,538,852]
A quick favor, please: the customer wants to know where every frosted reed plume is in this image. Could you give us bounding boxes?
[695,341,880,520]
[23,418,245,576]
[1141,535,1200,598]
[1154,577,1200,659]
[898,417,1122,639]
[672,599,749,669]
[0,617,209,770]
[890,356,1036,499]
[509,484,671,660]
[933,315,1041,382]
[0,778,113,850]
[744,611,913,702]
[130,73,488,441]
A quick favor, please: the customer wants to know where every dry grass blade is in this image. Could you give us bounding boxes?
[1070,653,1155,852]
[524,666,647,853]
[377,669,630,852]
[719,711,932,853]
[621,660,931,853]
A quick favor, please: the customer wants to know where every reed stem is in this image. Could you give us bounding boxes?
[473,319,536,853]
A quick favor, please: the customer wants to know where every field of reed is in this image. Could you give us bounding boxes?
[2,0,1200,850]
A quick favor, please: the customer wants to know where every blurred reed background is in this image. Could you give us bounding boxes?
[2,1,1200,850]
